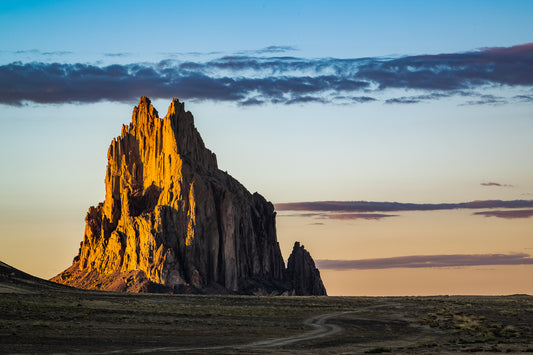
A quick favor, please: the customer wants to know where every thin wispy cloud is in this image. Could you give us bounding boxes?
[481,182,514,187]
[328,213,397,221]
[279,212,397,221]
[385,97,421,105]
[1,43,532,106]
[275,200,533,213]
[461,94,508,106]
[473,210,533,219]
[317,253,533,270]
[237,45,298,55]
[10,49,73,56]
[104,52,132,57]
[514,94,533,102]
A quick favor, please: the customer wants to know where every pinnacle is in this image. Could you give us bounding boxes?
[135,96,158,117]
[167,98,184,116]
[131,96,159,133]
[138,96,152,107]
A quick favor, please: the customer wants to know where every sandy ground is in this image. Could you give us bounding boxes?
[1,264,532,354]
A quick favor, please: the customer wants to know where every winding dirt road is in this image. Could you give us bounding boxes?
[98,305,390,354]
[237,310,350,349]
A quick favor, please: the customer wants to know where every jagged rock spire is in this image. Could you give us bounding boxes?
[286,242,327,296]
[52,97,326,295]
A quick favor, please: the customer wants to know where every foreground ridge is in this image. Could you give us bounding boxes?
[52,97,326,295]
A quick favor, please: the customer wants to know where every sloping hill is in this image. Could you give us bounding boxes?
[0,261,70,293]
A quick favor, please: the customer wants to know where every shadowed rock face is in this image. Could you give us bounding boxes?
[52,97,326,295]
[286,242,327,296]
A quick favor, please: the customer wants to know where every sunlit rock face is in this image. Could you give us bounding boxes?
[52,97,326,295]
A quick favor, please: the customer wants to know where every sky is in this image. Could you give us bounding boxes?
[1,0,532,295]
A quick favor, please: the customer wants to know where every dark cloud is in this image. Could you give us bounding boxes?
[514,94,533,102]
[316,253,533,270]
[461,94,508,106]
[0,62,368,106]
[1,43,532,106]
[0,62,244,105]
[284,96,328,105]
[356,43,533,90]
[385,97,421,104]
[481,182,514,187]
[328,213,397,220]
[349,96,377,103]
[275,200,533,212]
[473,210,533,219]
[278,213,327,218]
[385,92,455,104]
[278,212,396,221]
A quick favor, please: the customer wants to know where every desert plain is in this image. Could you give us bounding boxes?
[1,261,532,354]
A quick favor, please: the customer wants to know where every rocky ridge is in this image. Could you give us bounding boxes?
[52,97,326,295]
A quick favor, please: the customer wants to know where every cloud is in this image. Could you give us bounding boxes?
[316,253,533,270]
[473,210,533,219]
[514,94,533,102]
[275,200,533,212]
[328,213,397,220]
[461,94,508,106]
[104,52,132,57]
[246,45,298,54]
[239,97,264,106]
[356,43,533,90]
[348,96,377,103]
[385,92,455,104]
[1,43,532,106]
[481,182,514,187]
[0,63,245,105]
[284,95,328,105]
[0,61,371,106]
[42,51,73,56]
[11,49,72,56]
[278,211,396,221]
[278,212,327,218]
[385,97,421,104]
[158,51,223,58]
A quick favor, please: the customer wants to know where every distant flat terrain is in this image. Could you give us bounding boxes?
[1,262,532,354]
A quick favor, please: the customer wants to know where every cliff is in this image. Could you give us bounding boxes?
[52,97,326,295]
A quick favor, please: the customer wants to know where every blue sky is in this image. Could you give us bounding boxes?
[2,0,533,59]
[1,0,532,291]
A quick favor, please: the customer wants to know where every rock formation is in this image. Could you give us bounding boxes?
[52,97,326,295]
[285,242,327,296]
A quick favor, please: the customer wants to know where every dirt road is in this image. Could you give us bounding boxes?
[98,304,399,353]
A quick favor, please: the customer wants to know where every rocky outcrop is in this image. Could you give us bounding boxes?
[285,242,327,296]
[52,97,326,295]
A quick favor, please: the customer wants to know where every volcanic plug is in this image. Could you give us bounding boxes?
[52,97,326,295]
